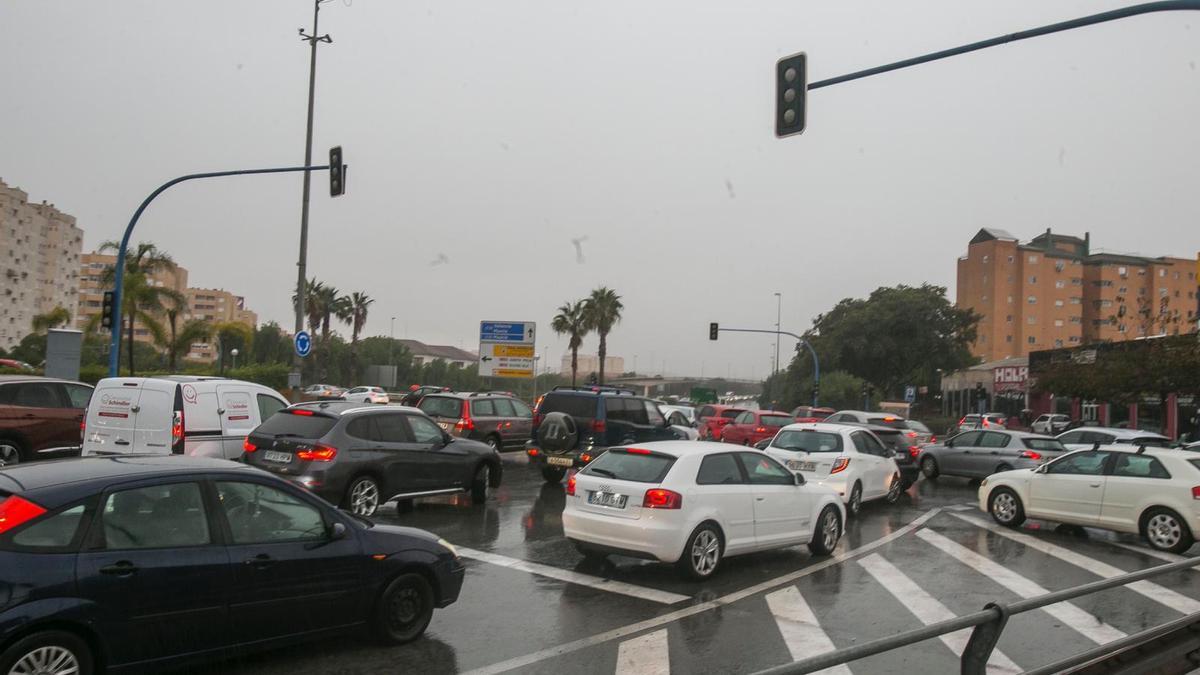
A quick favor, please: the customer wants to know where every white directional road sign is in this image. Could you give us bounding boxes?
[479,321,535,378]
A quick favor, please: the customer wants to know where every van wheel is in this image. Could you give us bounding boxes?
[541,466,566,483]
[373,573,434,645]
[677,523,723,581]
[0,439,24,467]
[808,506,842,556]
[921,456,940,479]
[0,629,94,675]
[344,476,382,517]
[471,464,490,504]
[1142,508,1194,554]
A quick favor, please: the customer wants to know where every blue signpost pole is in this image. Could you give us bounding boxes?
[107,165,330,377]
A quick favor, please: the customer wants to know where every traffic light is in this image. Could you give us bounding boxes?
[775,52,807,138]
[709,323,719,340]
[100,291,116,330]
[329,146,346,197]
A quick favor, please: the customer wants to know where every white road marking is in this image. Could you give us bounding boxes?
[857,554,1021,674]
[952,513,1200,615]
[765,586,853,675]
[916,528,1126,644]
[461,507,946,675]
[945,503,977,512]
[1111,541,1199,565]
[615,629,670,675]
[455,547,690,605]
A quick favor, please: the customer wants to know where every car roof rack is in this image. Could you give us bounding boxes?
[470,391,515,397]
[551,385,636,395]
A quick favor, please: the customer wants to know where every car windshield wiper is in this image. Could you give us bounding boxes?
[587,467,618,478]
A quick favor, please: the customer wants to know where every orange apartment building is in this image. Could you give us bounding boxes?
[957,228,1197,362]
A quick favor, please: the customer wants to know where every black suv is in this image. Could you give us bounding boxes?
[526,386,680,483]
[243,401,502,517]
[418,392,534,450]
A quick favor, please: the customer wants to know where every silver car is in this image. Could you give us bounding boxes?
[918,429,1067,480]
[1031,414,1070,435]
[955,413,1008,433]
[1056,426,1172,452]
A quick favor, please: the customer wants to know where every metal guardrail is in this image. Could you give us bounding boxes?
[754,554,1200,675]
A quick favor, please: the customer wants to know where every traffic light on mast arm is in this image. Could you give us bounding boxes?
[100,291,116,330]
[775,52,807,138]
[329,146,347,197]
[709,323,719,340]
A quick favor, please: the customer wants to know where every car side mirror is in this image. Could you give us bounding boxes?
[440,433,453,447]
[329,522,347,540]
[794,472,806,486]
[945,439,954,448]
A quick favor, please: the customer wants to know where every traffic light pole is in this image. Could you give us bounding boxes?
[107,165,331,377]
[716,327,820,407]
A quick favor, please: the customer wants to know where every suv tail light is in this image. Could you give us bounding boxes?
[455,417,475,432]
[243,438,257,453]
[906,431,918,439]
[533,412,543,427]
[80,414,87,442]
[566,474,576,496]
[908,446,920,458]
[643,489,682,509]
[296,444,338,462]
[592,420,606,434]
[1019,450,1042,461]
[0,496,47,535]
[171,409,185,453]
[831,457,851,474]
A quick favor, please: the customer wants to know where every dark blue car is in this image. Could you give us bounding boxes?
[0,456,464,674]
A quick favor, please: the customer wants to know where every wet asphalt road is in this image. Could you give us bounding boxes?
[201,450,1200,675]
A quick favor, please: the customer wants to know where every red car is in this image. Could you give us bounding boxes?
[696,404,746,441]
[721,410,794,446]
[791,406,836,423]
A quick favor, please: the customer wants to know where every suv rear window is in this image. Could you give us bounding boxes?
[539,394,598,419]
[255,411,338,438]
[583,449,675,483]
[419,396,464,419]
[771,430,844,453]
[868,417,910,429]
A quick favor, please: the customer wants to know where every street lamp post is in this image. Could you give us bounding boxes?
[231,348,239,370]
[773,292,782,377]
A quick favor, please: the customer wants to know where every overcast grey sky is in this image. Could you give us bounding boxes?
[3,0,1198,380]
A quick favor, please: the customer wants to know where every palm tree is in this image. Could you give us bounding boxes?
[155,295,212,372]
[31,306,72,333]
[583,287,623,385]
[291,278,324,335]
[552,300,590,386]
[347,291,374,380]
[97,241,181,376]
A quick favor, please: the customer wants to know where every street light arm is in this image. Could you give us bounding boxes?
[809,1,1200,91]
[108,165,331,377]
[716,327,821,406]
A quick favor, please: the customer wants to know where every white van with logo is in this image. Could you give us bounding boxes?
[81,376,289,460]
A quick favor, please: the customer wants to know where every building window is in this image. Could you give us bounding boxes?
[982,255,989,263]
[1118,286,1127,294]
[1071,278,1082,286]
[1055,299,1064,307]
[1055,280,1065,289]
[981,295,988,301]
[1027,296,1037,304]
[1028,336,1036,344]
[1054,319,1064,327]
[1069,336,1081,343]
[1006,315,1013,323]
[1174,271,1180,280]
[1054,339,1064,348]
[1007,295,1014,304]
[1008,255,1015,263]
[1070,316,1082,323]
[1029,275,1038,284]
[1027,316,1037,325]
[1005,335,1013,343]
[1118,266,1127,276]
[1160,288,1169,297]
[1028,255,1039,264]
[980,335,987,343]
[1160,269,1166,278]
[1055,261,1065,272]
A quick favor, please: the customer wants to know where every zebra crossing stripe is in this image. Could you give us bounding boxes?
[951,513,1200,615]
[615,629,669,675]
[916,528,1127,644]
[765,586,853,675]
[856,554,1023,674]
[1111,541,1200,566]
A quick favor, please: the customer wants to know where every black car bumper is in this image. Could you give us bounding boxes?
[898,464,920,486]
[435,557,467,608]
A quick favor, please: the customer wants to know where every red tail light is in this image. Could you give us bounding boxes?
[625,447,651,455]
[930,436,937,444]
[291,409,315,416]
[566,474,576,496]
[831,457,851,474]
[1019,451,1041,461]
[908,446,920,458]
[242,438,257,453]
[580,453,593,463]
[455,417,475,432]
[296,444,337,462]
[1191,486,1200,501]
[171,410,185,448]
[527,447,540,457]
[533,413,543,427]
[755,427,767,434]
[957,417,966,427]
[80,415,87,442]
[983,419,990,427]
[592,420,606,434]
[0,496,47,535]
[643,489,682,509]
[906,431,918,438]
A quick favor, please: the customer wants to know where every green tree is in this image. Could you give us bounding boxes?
[31,306,72,334]
[252,322,294,364]
[214,321,254,375]
[552,300,590,386]
[95,241,184,376]
[346,291,374,382]
[292,278,324,335]
[583,287,623,385]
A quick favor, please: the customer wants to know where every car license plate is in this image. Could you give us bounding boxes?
[787,460,817,471]
[546,456,574,467]
[588,491,627,508]
[263,450,292,464]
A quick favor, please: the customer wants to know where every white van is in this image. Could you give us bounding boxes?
[81,376,289,460]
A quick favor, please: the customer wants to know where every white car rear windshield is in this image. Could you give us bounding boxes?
[772,430,844,453]
[583,449,675,483]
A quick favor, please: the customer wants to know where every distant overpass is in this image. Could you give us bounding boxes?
[605,376,761,398]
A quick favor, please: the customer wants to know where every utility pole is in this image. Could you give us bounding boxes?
[292,0,333,396]
[773,291,782,376]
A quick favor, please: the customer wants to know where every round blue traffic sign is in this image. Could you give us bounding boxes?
[295,331,312,358]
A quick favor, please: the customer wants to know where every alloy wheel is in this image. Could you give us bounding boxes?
[0,443,19,467]
[691,530,720,576]
[1147,513,1183,549]
[10,645,80,675]
[992,492,1017,523]
[821,511,840,550]
[848,485,862,515]
[351,479,380,516]
[886,476,902,502]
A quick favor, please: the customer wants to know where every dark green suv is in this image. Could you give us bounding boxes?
[526,386,682,483]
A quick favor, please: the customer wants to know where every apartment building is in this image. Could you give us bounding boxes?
[957,228,1197,362]
[0,178,84,351]
[184,288,258,361]
[76,252,189,343]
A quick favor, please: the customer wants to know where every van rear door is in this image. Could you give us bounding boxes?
[216,384,256,460]
[83,379,143,454]
[133,381,175,453]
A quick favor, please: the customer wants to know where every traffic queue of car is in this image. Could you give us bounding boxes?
[3,376,1200,674]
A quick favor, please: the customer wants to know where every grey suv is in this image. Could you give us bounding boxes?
[418,392,534,450]
[243,401,502,516]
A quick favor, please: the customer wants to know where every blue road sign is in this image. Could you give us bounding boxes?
[479,321,535,344]
[904,385,916,403]
[295,331,312,358]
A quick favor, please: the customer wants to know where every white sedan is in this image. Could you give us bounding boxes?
[342,386,390,404]
[980,446,1200,553]
[763,423,904,516]
[562,441,845,580]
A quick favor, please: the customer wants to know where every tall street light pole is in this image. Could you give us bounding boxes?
[773,292,782,376]
[292,0,332,397]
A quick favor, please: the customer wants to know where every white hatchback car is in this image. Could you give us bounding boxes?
[562,442,845,580]
[980,446,1200,553]
[342,386,389,404]
[763,423,904,516]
